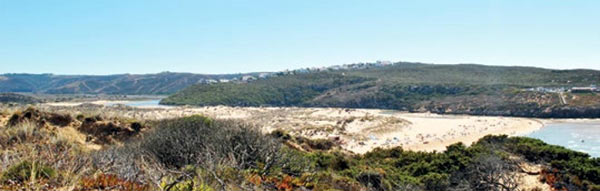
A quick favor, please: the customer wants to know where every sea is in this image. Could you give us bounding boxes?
[526,122,600,158]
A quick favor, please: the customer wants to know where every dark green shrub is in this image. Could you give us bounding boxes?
[356,171,387,191]
[420,173,449,190]
[306,139,335,150]
[278,147,314,176]
[269,129,291,140]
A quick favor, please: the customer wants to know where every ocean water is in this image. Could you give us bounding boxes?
[526,122,600,158]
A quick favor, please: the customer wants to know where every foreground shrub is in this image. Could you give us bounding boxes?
[159,169,215,191]
[296,137,336,151]
[0,160,56,184]
[0,121,42,148]
[356,171,387,191]
[8,108,73,127]
[76,173,149,191]
[92,115,283,189]
[140,115,281,172]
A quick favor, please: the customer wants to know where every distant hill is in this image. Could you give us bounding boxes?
[0,72,257,95]
[0,93,40,104]
[162,62,600,118]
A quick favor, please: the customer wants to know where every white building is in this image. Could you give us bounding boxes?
[241,75,256,81]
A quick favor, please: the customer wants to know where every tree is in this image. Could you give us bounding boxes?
[461,154,521,191]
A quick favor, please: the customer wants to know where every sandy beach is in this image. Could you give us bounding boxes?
[41,101,544,154]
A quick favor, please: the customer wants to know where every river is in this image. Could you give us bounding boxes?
[103,99,164,107]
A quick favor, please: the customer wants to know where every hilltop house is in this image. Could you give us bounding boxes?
[200,79,218,84]
[241,75,257,82]
[258,73,271,79]
[570,86,596,93]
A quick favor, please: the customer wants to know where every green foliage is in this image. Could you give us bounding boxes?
[306,151,352,171]
[161,72,371,106]
[1,161,56,184]
[296,171,364,191]
[160,176,214,191]
[77,173,149,191]
[277,147,315,176]
[0,93,40,104]
[279,135,600,190]
[420,173,449,190]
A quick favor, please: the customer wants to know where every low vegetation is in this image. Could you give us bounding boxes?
[1,108,599,190]
[0,93,40,104]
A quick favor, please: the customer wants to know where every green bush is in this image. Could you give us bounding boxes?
[160,176,214,191]
[1,161,56,183]
[420,173,449,190]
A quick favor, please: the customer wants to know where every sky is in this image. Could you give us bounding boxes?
[1,0,599,75]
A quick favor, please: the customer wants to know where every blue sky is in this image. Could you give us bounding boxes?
[1,0,598,75]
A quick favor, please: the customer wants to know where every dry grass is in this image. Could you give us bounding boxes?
[566,92,600,106]
[0,107,286,190]
[0,120,92,190]
[0,107,149,190]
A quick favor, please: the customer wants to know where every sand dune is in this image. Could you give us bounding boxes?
[42,101,544,154]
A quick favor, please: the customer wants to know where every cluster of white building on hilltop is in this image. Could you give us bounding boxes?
[197,61,396,84]
[198,72,276,84]
[570,85,598,93]
[525,85,598,93]
[274,60,394,76]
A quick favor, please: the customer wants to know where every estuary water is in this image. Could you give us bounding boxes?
[527,122,600,158]
[104,99,166,108]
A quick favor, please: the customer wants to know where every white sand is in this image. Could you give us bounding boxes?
[41,102,544,154]
[345,112,543,153]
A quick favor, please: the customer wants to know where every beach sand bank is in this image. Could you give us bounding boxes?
[41,102,544,154]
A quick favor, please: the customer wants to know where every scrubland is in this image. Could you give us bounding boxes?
[0,104,599,190]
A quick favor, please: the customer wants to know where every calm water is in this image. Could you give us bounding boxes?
[124,99,162,107]
[527,122,600,158]
[104,99,164,107]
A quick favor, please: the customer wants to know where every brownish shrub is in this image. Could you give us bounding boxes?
[76,173,149,191]
[78,121,136,144]
[8,108,73,127]
[47,113,73,127]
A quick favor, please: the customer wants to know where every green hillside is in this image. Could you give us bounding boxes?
[162,63,600,118]
[0,72,252,95]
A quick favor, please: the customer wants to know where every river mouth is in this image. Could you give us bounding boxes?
[527,122,600,158]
